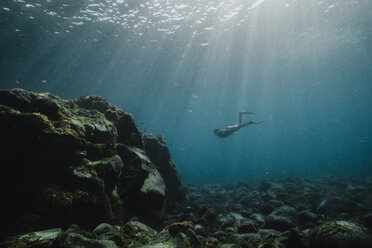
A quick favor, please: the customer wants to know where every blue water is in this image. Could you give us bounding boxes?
[1,0,371,184]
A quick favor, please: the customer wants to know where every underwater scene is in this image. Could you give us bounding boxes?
[1,0,372,247]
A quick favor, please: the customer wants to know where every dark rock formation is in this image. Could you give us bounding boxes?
[0,88,187,238]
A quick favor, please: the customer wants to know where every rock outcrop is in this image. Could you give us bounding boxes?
[0,88,187,238]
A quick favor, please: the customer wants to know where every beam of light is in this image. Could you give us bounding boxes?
[250,0,269,9]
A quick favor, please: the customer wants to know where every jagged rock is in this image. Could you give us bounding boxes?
[90,155,123,194]
[0,89,183,237]
[75,95,144,148]
[0,90,117,233]
[309,220,372,248]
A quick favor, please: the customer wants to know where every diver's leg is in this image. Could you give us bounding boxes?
[240,120,264,127]
[250,120,265,125]
[239,111,256,124]
[240,111,256,115]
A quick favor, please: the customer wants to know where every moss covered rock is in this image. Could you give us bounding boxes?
[309,220,372,248]
[123,220,158,244]
[0,89,187,238]
[0,228,63,248]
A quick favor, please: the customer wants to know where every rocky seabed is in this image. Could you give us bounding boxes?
[1,89,372,248]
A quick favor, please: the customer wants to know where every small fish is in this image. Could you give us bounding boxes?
[41,80,47,83]
[15,80,20,85]
[187,109,192,113]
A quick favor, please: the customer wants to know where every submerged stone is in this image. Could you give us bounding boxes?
[123,220,158,244]
[309,220,372,248]
[63,232,118,248]
[93,223,118,236]
[141,243,176,248]
[0,228,63,248]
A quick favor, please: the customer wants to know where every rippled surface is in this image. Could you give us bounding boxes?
[2,0,368,44]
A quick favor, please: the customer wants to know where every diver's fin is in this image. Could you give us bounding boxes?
[253,120,265,124]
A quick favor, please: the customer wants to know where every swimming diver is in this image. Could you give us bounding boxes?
[214,111,264,138]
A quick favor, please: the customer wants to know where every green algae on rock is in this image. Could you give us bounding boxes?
[0,228,63,248]
[0,88,187,238]
[309,220,372,248]
[123,220,158,244]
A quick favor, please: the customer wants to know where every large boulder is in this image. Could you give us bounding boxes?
[0,89,185,237]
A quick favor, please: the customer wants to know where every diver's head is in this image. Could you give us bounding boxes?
[214,129,221,134]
